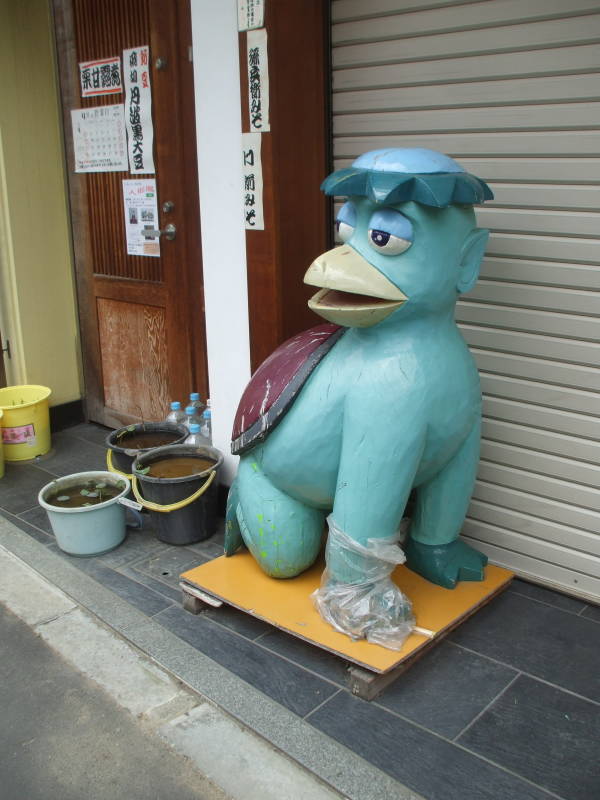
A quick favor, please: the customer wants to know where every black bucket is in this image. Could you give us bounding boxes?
[131,444,223,545]
[106,422,189,478]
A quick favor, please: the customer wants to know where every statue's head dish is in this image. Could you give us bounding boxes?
[304,148,494,327]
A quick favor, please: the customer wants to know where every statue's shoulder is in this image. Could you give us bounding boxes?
[231,323,346,455]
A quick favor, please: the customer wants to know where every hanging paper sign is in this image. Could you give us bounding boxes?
[123,45,155,174]
[246,28,270,132]
[242,132,264,230]
[122,179,160,257]
[79,56,122,97]
[238,0,265,31]
[71,104,128,172]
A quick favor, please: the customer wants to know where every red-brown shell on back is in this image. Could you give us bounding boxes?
[231,323,345,455]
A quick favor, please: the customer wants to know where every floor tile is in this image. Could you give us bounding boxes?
[309,691,554,800]
[33,430,108,477]
[65,422,113,447]
[258,628,350,686]
[186,521,225,560]
[508,578,587,614]
[84,562,175,616]
[458,674,600,800]
[201,604,272,640]
[581,604,600,623]
[376,641,517,739]
[155,605,338,717]
[47,547,174,616]
[450,591,600,702]
[88,526,168,569]
[0,510,54,546]
[0,463,57,514]
[186,536,225,561]
[119,567,182,603]
[18,505,54,535]
[132,547,208,589]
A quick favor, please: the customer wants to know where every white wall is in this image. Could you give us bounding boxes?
[190,0,251,484]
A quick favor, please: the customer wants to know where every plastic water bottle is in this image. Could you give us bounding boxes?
[201,408,212,443]
[166,401,186,424]
[189,392,205,414]
[184,405,203,431]
[184,423,210,447]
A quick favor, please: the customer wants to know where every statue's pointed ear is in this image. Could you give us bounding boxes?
[457,228,489,294]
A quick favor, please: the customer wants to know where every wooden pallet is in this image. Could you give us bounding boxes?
[180,552,512,700]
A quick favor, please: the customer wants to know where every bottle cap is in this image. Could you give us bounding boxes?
[170,401,181,410]
[203,409,211,418]
[189,423,201,433]
[190,392,200,401]
[185,405,195,415]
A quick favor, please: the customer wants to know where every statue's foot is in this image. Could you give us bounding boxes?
[313,577,415,650]
[405,539,487,589]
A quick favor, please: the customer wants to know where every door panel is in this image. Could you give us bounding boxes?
[53,0,207,427]
[97,298,168,421]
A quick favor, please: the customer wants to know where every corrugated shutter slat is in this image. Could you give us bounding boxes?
[331,0,600,601]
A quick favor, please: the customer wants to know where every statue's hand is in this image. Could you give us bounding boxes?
[312,575,414,651]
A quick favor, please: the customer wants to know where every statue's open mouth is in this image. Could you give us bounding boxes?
[304,246,407,327]
[311,288,400,308]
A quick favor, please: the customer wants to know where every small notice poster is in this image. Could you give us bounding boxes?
[79,56,122,97]
[123,45,155,174]
[246,28,270,132]
[122,179,160,257]
[71,104,128,172]
[238,0,265,31]
[242,132,264,230]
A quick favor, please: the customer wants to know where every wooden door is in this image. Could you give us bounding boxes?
[53,0,207,427]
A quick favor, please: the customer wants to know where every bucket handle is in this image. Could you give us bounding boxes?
[106,448,133,481]
[131,469,217,513]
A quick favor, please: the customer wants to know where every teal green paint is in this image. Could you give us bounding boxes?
[405,539,487,589]
[227,148,490,591]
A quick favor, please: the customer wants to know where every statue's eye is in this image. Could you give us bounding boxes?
[367,209,413,255]
[335,201,357,243]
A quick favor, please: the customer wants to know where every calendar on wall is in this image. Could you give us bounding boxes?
[71,104,128,173]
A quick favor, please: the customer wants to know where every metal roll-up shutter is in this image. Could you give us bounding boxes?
[331,0,600,601]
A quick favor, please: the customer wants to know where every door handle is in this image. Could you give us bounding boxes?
[141,223,176,241]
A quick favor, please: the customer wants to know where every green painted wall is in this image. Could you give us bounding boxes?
[0,0,82,406]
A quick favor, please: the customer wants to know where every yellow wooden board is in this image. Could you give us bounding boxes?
[181,553,513,674]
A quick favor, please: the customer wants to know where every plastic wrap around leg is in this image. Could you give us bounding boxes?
[311,516,415,650]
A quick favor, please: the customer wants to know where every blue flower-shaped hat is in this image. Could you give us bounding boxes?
[321,148,493,208]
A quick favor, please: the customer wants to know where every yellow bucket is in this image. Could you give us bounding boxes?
[0,385,52,461]
[0,409,4,478]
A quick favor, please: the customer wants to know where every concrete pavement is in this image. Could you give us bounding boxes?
[0,545,345,800]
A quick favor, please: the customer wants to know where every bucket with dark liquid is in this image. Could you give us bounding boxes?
[106,422,189,479]
[131,444,223,545]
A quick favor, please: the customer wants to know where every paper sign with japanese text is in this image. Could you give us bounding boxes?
[238,0,265,31]
[79,56,122,97]
[122,179,160,257]
[71,104,128,172]
[123,46,155,174]
[246,28,270,133]
[242,132,264,230]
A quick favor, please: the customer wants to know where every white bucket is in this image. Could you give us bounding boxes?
[38,471,132,556]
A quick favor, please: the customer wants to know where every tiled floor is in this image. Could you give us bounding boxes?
[1,422,599,800]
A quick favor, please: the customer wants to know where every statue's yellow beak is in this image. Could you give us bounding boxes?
[304,245,407,327]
